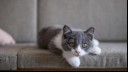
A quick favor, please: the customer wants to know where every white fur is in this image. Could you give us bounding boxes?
[62,45,88,67]
[63,52,80,67]
[73,45,87,56]
[53,30,63,51]
[92,39,99,46]
[88,39,101,55]
[88,46,101,55]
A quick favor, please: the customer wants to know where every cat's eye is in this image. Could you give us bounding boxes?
[82,43,88,48]
[68,43,75,47]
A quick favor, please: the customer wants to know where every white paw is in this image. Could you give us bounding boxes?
[89,47,101,55]
[65,56,80,67]
[92,39,99,46]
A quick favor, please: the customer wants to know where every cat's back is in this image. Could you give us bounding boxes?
[38,26,62,49]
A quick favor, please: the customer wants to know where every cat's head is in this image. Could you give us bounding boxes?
[62,25,95,56]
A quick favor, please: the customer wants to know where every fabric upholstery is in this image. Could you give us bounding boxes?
[80,42,127,68]
[0,43,36,70]
[0,45,25,70]
[17,42,127,69]
[0,28,15,46]
[38,0,127,41]
[0,0,37,42]
[18,47,70,69]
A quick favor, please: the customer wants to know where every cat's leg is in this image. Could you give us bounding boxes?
[88,46,101,55]
[63,52,80,67]
[92,39,99,46]
[48,41,63,55]
[88,39,101,55]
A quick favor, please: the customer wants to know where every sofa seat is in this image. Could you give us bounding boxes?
[0,44,34,70]
[0,42,127,70]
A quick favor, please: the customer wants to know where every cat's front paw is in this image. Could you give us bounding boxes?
[65,56,80,67]
[89,47,101,55]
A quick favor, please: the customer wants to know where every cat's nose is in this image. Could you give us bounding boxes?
[75,50,80,54]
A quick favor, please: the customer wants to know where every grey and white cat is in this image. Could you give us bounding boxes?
[38,25,101,67]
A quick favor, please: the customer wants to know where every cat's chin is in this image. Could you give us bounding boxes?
[73,53,87,57]
[73,54,80,57]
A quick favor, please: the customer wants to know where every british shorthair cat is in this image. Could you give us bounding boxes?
[38,25,101,67]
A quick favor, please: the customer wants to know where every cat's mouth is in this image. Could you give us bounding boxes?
[73,53,80,56]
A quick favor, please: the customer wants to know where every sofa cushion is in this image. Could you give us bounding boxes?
[38,0,127,41]
[0,0,37,42]
[18,46,70,69]
[0,43,34,70]
[80,42,127,68]
[18,42,127,69]
[0,46,21,70]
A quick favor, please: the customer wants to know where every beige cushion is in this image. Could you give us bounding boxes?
[0,28,15,46]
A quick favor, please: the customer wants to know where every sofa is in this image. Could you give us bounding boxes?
[0,0,127,71]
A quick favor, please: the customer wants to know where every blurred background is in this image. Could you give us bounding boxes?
[0,0,127,43]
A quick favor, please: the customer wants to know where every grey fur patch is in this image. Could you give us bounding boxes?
[37,26,61,49]
[48,40,63,55]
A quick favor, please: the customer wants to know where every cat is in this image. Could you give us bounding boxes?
[38,25,101,67]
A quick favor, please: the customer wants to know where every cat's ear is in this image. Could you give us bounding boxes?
[63,25,72,38]
[84,27,95,40]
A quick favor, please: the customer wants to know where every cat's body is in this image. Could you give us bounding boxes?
[38,25,101,67]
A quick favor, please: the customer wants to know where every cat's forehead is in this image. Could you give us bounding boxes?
[69,31,88,39]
